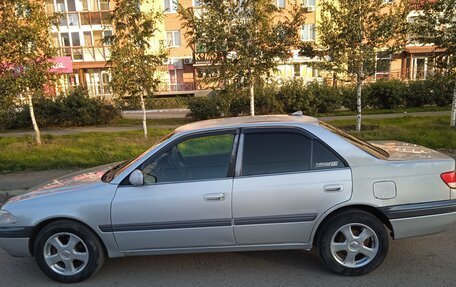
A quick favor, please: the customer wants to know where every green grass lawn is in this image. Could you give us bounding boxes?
[0,129,172,173]
[328,116,456,152]
[0,115,454,173]
[318,105,450,117]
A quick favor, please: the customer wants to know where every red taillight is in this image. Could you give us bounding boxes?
[441,171,456,189]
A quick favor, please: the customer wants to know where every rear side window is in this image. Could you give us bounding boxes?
[242,131,311,176]
[312,140,346,170]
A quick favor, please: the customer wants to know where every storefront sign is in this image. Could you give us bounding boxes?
[49,57,73,74]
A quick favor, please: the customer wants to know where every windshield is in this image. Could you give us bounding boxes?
[319,121,389,160]
[101,131,175,183]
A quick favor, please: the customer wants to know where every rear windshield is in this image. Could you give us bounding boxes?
[319,121,389,160]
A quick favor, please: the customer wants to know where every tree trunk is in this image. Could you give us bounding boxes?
[249,82,255,116]
[356,76,363,132]
[140,94,148,138]
[451,78,456,128]
[27,91,42,145]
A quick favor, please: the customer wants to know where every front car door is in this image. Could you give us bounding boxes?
[232,127,352,245]
[111,130,238,251]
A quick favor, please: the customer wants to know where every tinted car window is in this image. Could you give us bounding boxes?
[242,131,311,176]
[142,133,235,184]
[312,140,346,170]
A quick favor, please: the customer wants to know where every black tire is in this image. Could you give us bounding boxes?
[317,210,389,276]
[34,220,105,283]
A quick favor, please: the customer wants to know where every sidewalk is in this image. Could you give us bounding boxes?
[0,110,450,138]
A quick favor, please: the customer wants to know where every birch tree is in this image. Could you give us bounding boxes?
[179,0,306,116]
[412,0,456,127]
[107,0,168,137]
[0,0,58,144]
[302,0,408,131]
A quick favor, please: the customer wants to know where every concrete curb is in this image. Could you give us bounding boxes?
[0,190,28,205]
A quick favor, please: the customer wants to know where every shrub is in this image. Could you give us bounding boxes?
[277,78,315,114]
[404,80,433,108]
[187,96,223,120]
[254,85,284,115]
[5,87,120,129]
[427,75,454,107]
[307,82,341,114]
[365,80,405,109]
[339,85,360,111]
[114,96,190,110]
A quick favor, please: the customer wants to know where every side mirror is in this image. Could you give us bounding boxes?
[129,170,144,186]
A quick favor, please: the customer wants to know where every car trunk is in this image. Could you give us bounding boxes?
[369,141,454,161]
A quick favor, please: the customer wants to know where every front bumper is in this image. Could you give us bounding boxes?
[0,237,31,257]
[0,226,33,257]
[380,199,456,239]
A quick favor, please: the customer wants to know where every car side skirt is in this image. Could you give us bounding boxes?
[122,243,313,257]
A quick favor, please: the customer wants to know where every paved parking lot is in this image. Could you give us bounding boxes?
[1,223,455,287]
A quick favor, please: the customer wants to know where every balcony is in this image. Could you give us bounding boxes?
[57,11,112,28]
[157,82,196,94]
[58,46,111,62]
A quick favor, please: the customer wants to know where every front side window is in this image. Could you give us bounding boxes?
[242,131,311,176]
[142,133,235,184]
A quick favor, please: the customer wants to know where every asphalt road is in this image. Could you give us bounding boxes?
[1,224,455,287]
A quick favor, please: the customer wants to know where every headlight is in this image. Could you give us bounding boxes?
[0,210,17,224]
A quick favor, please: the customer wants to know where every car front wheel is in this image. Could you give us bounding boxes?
[34,220,105,283]
[317,210,389,276]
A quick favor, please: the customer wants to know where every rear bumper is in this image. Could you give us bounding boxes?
[380,199,456,239]
[0,226,33,257]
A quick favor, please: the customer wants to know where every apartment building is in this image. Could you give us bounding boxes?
[45,0,441,98]
[45,0,114,97]
[160,0,199,95]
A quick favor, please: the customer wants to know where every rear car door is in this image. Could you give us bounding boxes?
[232,127,352,245]
[110,130,238,251]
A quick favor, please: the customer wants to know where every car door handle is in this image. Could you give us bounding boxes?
[324,184,344,192]
[204,193,225,201]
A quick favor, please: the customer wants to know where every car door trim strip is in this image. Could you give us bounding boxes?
[99,218,232,232]
[379,199,456,219]
[233,213,318,225]
[99,213,318,232]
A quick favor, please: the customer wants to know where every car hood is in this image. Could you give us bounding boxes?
[6,163,119,203]
[369,141,451,161]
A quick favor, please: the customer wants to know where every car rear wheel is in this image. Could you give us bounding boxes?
[317,210,389,275]
[34,220,105,283]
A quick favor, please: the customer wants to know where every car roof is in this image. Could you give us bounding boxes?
[175,115,320,133]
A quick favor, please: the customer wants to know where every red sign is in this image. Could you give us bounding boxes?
[49,57,73,74]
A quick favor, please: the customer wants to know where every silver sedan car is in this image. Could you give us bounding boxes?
[1,115,456,283]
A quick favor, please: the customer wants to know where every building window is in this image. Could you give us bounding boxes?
[166,31,181,47]
[375,51,392,79]
[45,0,55,14]
[293,64,301,77]
[277,0,285,8]
[302,0,316,8]
[100,0,110,10]
[164,0,178,13]
[301,24,315,41]
[56,0,66,12]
